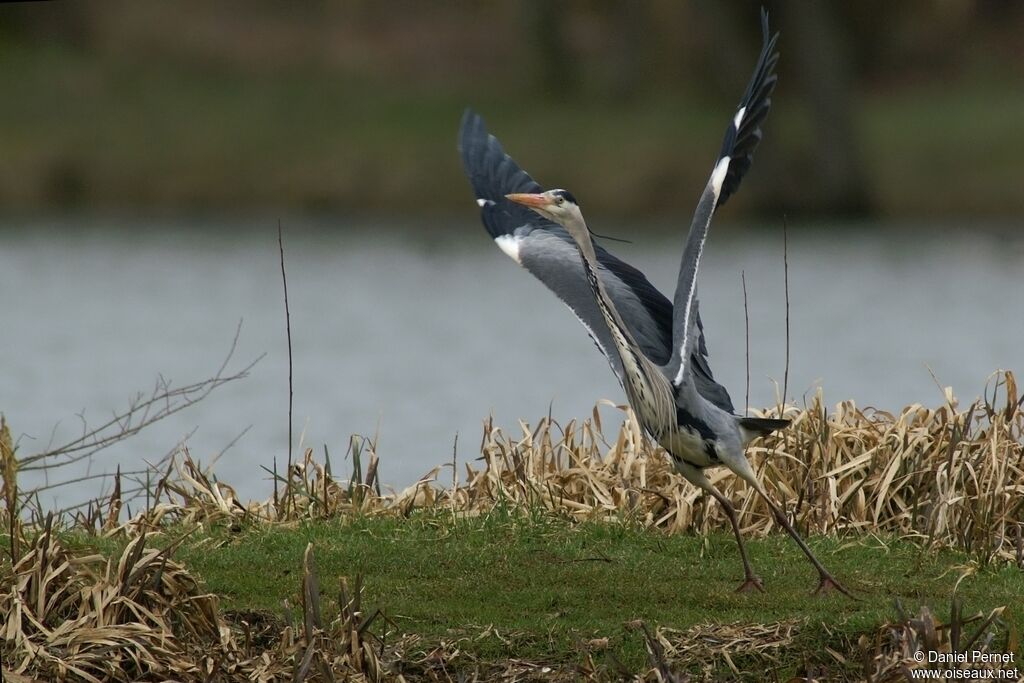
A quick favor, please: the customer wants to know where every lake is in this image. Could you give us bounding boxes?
[3,217,1021,511]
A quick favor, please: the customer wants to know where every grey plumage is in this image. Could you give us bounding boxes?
[664,9,778,391]
[459,10,851,597]
[458,110,734,413]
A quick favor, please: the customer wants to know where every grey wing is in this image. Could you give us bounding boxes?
[689,307,734,413]
[665,10,779,390]
[458,109,666,382]
[459,108,733,411]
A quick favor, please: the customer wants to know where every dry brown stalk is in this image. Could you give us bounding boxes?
[861,601,1015,682]
[83,372,1021,567]
[4,369,1013,602]
[1,521,384,682]
[3,374,1021,680]
[2,415,20,563]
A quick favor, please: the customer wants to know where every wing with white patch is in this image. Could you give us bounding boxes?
[459,108,733,410]
[458,109,666,380]
[665,10,779,390]
[458,109,544,244]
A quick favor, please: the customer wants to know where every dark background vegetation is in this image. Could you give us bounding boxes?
[2,1,1022,221]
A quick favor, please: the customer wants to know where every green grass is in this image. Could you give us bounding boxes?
[63,510,1024,679]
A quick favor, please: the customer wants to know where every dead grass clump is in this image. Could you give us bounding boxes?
[862,600,1016,682]
[634,619,802,679]
[387,631,569,682]
[2,514,224,681]
[1,516,383,682]
[105,438,392,536]
[625,600,1019,683]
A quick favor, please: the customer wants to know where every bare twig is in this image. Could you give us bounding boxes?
[21,324,259,471]
[21,466,155,495]
[50,479,165,519]
[451,432,459,494]
[37,443,187,519]
[278,220,295,510]
[208,425,253,470]
[782,215,791,407]
[742,270,750,417]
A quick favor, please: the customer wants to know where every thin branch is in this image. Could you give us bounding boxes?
[24,437,188,517]
[46,479,162,519]
[742,269,750,417]
[782,216,791,408]
[20,466,154,495]
[208,424,253,470]
[21,323,259,470]
[451,431,459,497]
[278,220,294,480]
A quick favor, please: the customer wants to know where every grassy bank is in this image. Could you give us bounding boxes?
[3,376,1022,680]
[62,512,1024,680]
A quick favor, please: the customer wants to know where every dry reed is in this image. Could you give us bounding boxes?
[96,373,1022,566]
[1,514,384,682]
[2,372,1021,680]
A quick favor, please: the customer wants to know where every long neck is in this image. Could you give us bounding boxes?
[566,212,679,436]
[564,214,637,357]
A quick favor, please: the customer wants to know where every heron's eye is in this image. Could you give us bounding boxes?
[555,196,564,205]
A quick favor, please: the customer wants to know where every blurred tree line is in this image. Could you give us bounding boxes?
[0,1,1021,220]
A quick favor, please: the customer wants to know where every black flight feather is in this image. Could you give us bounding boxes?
[716,8,780,209]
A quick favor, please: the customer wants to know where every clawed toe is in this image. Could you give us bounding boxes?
[736,576,765,593]
[813,575,855,599]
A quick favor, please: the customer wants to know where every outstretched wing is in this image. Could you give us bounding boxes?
[665,9,779,391]
[459,109,733,411]
[459,109,668,379]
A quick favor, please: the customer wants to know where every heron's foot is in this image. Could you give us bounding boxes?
[813,574,855,599]
[736,576,765,593]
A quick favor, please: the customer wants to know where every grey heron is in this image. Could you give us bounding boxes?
[459,11,850,596]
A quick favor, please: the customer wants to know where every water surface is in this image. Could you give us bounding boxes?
[3,218,1021,509]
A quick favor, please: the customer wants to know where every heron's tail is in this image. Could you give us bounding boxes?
[737,417,791,445]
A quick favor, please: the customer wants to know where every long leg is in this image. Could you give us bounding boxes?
[706,487,763,593]
[677,461,762,592]
[754,487,853,598]
[723,456,854,597]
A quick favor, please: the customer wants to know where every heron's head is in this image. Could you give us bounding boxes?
[505,189,584,236]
